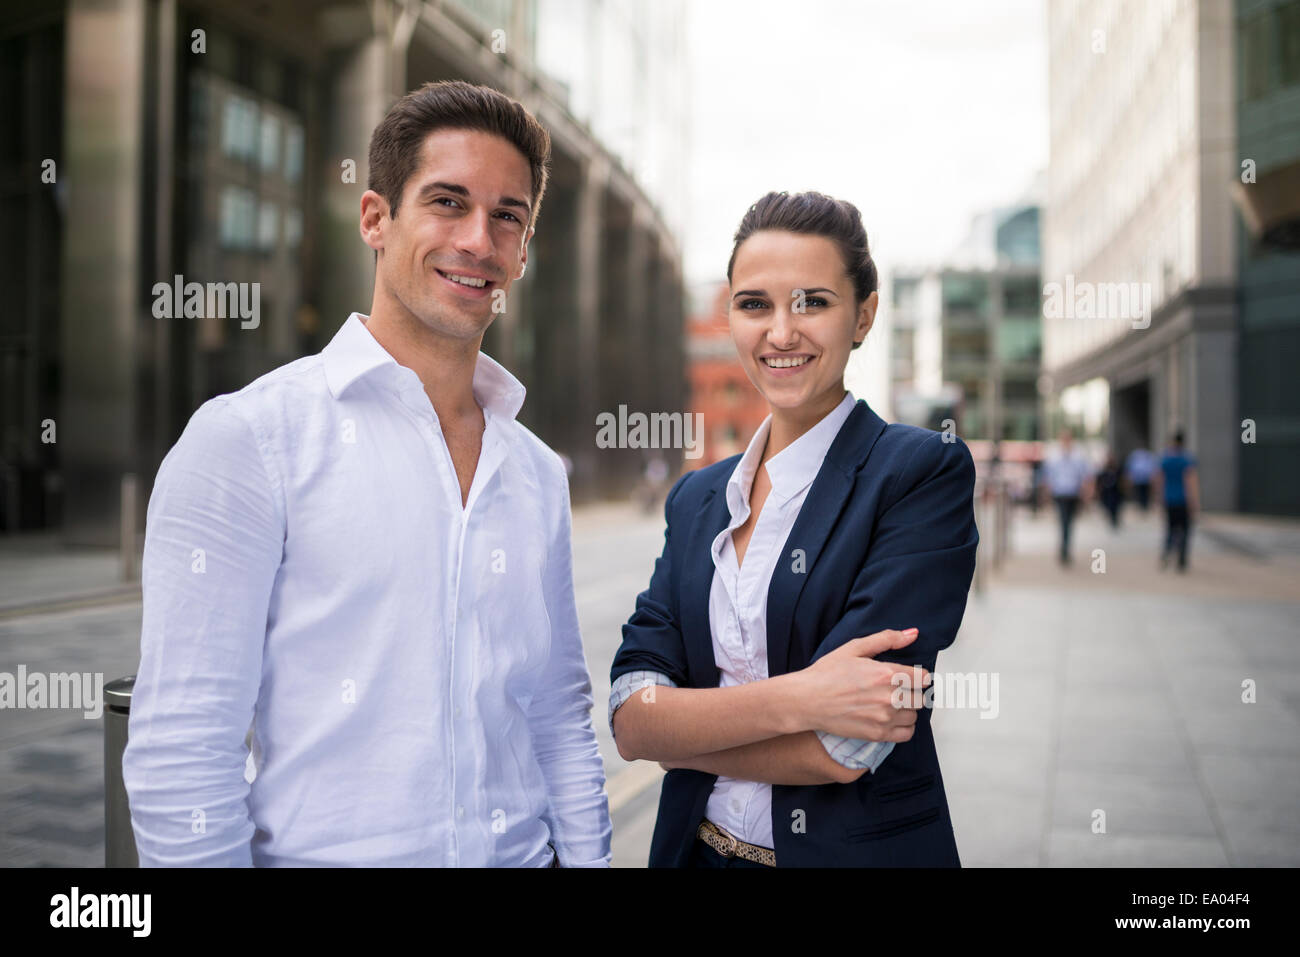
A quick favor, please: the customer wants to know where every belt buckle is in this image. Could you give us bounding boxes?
[709,821,738,858]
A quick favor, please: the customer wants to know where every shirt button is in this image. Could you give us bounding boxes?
[456,805,465,818]
[454,706,462,717]
[731,800,741,813]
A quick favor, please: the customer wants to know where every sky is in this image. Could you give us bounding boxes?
[682,0,1049,288]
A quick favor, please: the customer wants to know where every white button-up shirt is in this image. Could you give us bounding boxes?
[123,313,612,867]
[703,391,890,848]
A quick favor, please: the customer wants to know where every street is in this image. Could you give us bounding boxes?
[1,499,1297,866]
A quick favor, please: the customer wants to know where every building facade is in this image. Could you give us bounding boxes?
[1042,0,1250,512]
[0,0,689,540]
[889,203,1044,445]
[1232,0,1300,514]
[685,282,768,466]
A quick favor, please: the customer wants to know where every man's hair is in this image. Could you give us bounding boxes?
[726,191,879,350]
[368,80,551,228]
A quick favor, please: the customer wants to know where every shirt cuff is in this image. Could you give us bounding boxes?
[816,732,895,772]
[608,670,677,738]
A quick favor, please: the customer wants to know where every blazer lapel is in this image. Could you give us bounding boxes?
[765,401,889,676]
[679,484,730,688]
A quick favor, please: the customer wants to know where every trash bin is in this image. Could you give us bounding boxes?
[104,675,138,868]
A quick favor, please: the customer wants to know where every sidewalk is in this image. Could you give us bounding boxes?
[936,502,1300,865]
[0,502,671,868]
[0,534,141,619]
[2,501,1296,867]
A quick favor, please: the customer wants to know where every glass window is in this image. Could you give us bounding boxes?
[942,274,989,318]
[259,112,280,172]
[219,186,256,249]
[1003,276,1041,317]
[1281,1,1300,87]
[944,327,988,364]
[1241,10,1273,100]
[257,201,279,252]
[221,93,258,162]
[997,317,1041,363]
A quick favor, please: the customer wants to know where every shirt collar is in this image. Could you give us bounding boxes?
[726,391,857,514]
[322,312,527,422]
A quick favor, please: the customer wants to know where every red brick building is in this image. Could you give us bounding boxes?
[686,283,770,466]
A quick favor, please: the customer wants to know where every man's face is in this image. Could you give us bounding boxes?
[363,128,534,343]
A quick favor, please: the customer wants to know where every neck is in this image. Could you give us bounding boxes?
[364,291,483,423]
[765,387,847,460]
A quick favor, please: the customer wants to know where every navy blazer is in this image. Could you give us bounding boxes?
[610,400,979,867]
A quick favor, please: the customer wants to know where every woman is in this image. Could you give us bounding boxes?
[608,191,979,867]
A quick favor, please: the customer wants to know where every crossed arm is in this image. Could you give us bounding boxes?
[609,433,978,788]
[612,675,868,785]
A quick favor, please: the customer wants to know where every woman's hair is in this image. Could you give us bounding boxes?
[726,190,878,349]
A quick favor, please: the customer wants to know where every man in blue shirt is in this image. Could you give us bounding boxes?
[1125,446,1157,511]
[1154,430,1199,572]
[1040,428,1093,566]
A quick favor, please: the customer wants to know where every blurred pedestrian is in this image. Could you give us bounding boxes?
[1041,428,1093,566]
[1153,430,1199,572]
[638,456,670,514]
[1125,446,1156,511]
[1028,457,1043,515]
[1096,453,1123,529]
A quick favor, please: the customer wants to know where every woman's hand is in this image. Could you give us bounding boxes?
[794,629,931,741]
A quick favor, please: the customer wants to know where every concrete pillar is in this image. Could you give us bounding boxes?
[572,155,607,500]
[60,0,147,546]
[1190,325,1239,511]
[318,10,414,337]
[521,157,580,476]
[625,214,651,418]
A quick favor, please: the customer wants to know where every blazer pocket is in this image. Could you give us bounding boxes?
[874,773,936,802]
[844,807,942,842]
[846,774,942,842]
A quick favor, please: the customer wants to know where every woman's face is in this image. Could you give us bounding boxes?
[728,230,876,417]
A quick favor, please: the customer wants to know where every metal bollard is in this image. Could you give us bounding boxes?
[104,675,139,868]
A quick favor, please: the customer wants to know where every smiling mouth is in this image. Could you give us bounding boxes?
[761,355,814,369]
[434,268,493,290]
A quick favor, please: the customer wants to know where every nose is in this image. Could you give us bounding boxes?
[453,207,495,263]
[767,305,800,350]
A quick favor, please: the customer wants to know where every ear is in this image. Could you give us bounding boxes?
[855,290,879,345]
[359,189,389,253]
[518,225,534,277]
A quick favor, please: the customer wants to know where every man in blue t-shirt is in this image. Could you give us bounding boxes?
[1153,430,1199,571]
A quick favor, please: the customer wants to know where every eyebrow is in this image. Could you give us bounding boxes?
[731,286,839,300]
[417,180,531,218]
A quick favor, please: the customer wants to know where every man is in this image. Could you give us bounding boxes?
[1153,430,1199,572]
[1040,428,1093,566]
[1125,445,1156,511]
[123,81,612,867]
